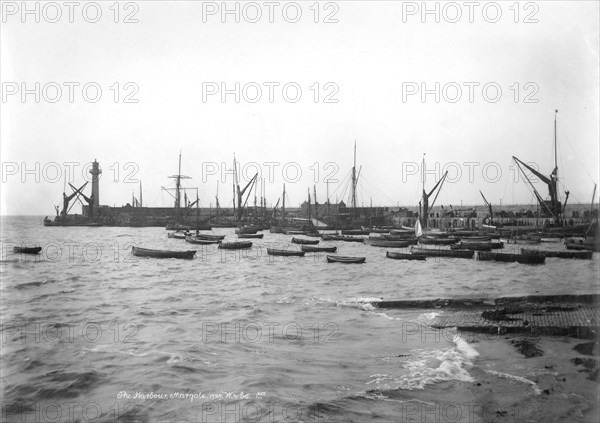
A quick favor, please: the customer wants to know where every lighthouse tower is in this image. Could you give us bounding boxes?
[90,160,101,209]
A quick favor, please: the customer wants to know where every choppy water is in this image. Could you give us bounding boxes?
[1,216,598,422]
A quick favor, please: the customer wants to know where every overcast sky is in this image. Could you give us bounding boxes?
[1,0,599,215]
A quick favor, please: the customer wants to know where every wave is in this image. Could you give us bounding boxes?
[366,335,479,391]
[485,370,541,394]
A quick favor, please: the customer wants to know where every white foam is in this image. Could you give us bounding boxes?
[368,337,480,391]
[485,370,541,394]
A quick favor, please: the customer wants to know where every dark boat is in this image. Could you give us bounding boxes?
[521,248,593,260]
[564,242,596,251]
[381,234,419,243]
[477,251,545,264]
[419,237,458,246]
[165,223,190,231]
[195,233,226,241]
[341,229,370,235]
[185,236,221,245]
[365,238,413,248]
[385,251,426,261]
[13,246,42,254]
[410,247,474,259]
[301,245,337,253]
[452,241,504,250]
[451,243,493,251]
[321,234,364,243]
[237,233,264,239]
[132,246,196,259]
[326,255,366,264]
[267,248,305,257]
[390,229,414,236]
[291,237,320,245]
[235,226,259,235]
[219,241,253,250]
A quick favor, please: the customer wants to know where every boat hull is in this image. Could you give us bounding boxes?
[301,245,337,253]
[132,246,196,259]
[326,255,366,264]
[386,251,426,261]
[219,242,253,250]
[13,246,42,254]
[267,248,305,257]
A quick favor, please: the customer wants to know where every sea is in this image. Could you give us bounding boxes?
[1,216,598,423]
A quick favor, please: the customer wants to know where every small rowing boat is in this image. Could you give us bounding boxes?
[291,237,320,245]
[267,248,305,257]
[195,234,226,241]
[419,237,458,246]
[385,251,426,261]
[321,234,364,242]
[521,248,592,260]
[132,246,196,259]
[301,245,337,253]
[13,246,42,254]
[167,231,188,239]
[185,236,221,245]
[237,233,264,239]
[477,251,545,264]
[326,255,366,264]
[410,247,474,259]
[365,238,413,248]
[218,241,253,250]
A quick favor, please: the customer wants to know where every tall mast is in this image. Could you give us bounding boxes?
[167,151,190,225]
[139,181,143,207]
[282,183,286,222]
[591,184,597,216]
[307,188,312,220]
[232,155,237,218]
[554,110,558,175]
[352,141,357,217]
[326,179,330,222]
[313,185,318,217]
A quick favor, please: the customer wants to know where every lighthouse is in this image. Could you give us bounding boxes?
[90,159,101,209]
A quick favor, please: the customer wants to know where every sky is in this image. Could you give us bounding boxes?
[1,0,599,215]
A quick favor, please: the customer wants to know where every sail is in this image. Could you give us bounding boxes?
[311,218,328,228]
[414,220,423,237]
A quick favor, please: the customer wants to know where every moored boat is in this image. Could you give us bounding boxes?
[237,233,264,239]
[185,236,221,245]
[13,246,42,254]
[267,248,305,257]
[301,245,337,253]
[291,237,320,245]
[132,246,196,259]
[410,247,474,259]
[195,233,226,241]
[321,234,365,242]
[365,238,413,248]
[167,231,188,239]
[419,237,458,246]
[450,243,493,251]
[477,251,545,264]
[235,226,259,235]
[385,251,426,261]
[326,255,366,264]
[521,248,592,260]
[341,229,370,235]
[219,241,253,250]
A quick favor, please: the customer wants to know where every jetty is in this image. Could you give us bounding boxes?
[372,294,600,339]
